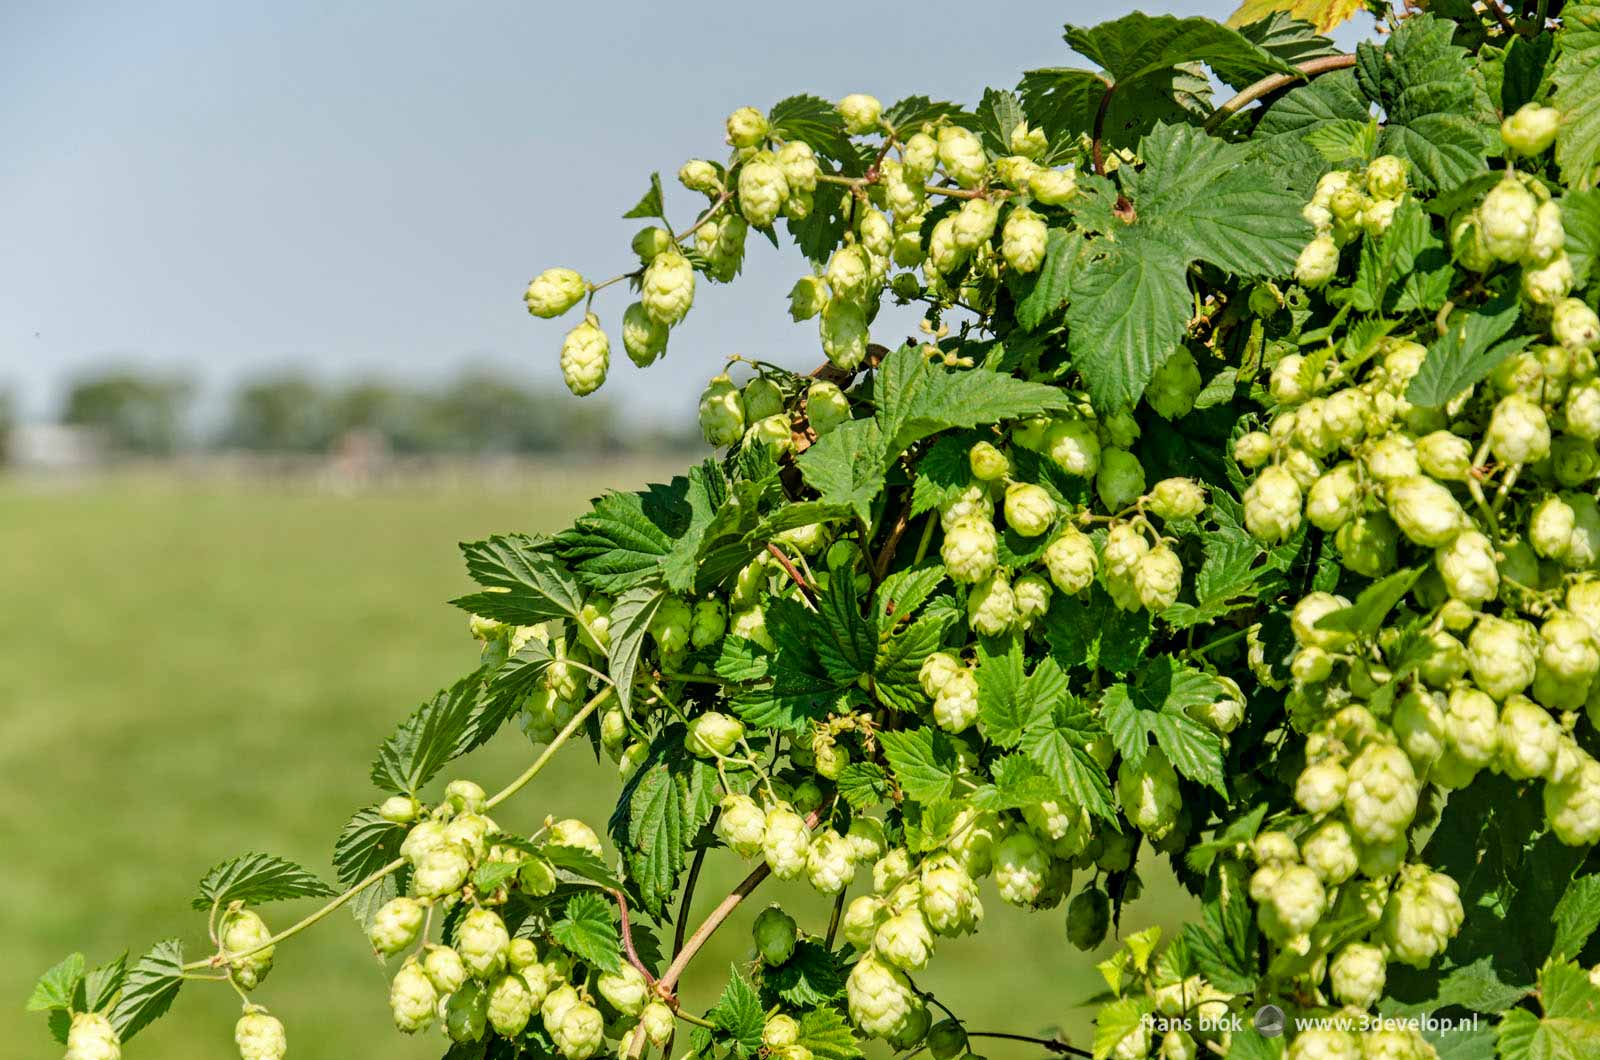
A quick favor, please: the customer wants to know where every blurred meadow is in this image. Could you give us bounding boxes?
[2,465,1196,1058]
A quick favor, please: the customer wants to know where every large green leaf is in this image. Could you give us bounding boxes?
[370,674,484,796]
[108,940,183,1042]
[1360,15,1496,191]
[550,892,622,973]
[1496,960,1600,1060]
[878,727,960,802]
[333,805,408,930]
[191,853,335,911]
[1064,13,1298,90]
[1069,123,1309,407]
[1406,294,1524,408]
[451,533,584,626]
[607,726,723,917]
[1100,656,1227,793]
[1553,4,1600,191]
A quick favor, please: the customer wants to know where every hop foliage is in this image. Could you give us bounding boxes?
[34,7,1600,1060]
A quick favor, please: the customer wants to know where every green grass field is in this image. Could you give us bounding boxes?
[2,466,1196,1058]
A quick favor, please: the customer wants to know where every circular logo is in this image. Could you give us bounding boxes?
[1254,1004,1286,1038]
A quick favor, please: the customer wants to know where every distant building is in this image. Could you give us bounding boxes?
[4,424,105,471]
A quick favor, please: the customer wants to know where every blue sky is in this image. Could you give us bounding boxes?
[0,1,1372,427]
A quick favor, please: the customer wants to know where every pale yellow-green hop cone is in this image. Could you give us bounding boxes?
[621,301,668,367]
[1001,206,1048,272]
[390,957,438,1034]
[738,150,789,228]
[936,126,987,187]
[65,1013,121,1060]
[698,372,746,448]
[234,1007,286,1060]
[725,106,769,148]
[805,380,850,435]
[1501,102,1562,157]
[458,908,511,981]
[560,313,610,397]
[368,895,426,956]
[640,249,695,326]
[487,972,535,1037]
[788,274,829,321]
[838,93,883,134]
[220,908,275,991]
[685,710,743,757]
[524,267,586,318]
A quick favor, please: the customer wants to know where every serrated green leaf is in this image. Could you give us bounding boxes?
[333,805,408,930]
[1496,960,1600,1060]
[723,598,849,735]
[1019,65,1213,154]
[554,467,724,595]
[1363,15,1497,191]
[542,842,623,890]
[1406,294,1524,408]
[1553,4,1600,191]
[1314,566,1423,639]
[883,95,970,137]
[622,172,666,222]
[1100,657,1226,792]
[1349,198,1451,314]
[709,966,766,1056]
[1221,13,1342,86]
[108,940,183,1042]
[1500,32,1555,115]
[1042,584,1153,676]
[873,614,947,713]
[84,953,127,1015]
[908,434,975,518]
[607,584,663,715]
[472,860,526,894]
[872,561,950,631]
[878,727,959,802]
[797,1005,862,1060]
[873,343,1075,457]
[1008,227,1082,331]
[27,952,85,1012]
[451,533,584,625]
[550,892,622,973]
[769,95,854,165]
[835,761,891,809]
[608,727,721,917]
[1554,874,1600,961]
[1092,997,1147,1060]
[1565,189,1600,290]
[813,567,875,684]
[370,673,483,795]
[1065,13,1297,88]
[766,941,847,1006]
[191,852,336,911]
[1019,697,1118,822]
[797,417,886,526]
[974,87,1026,156]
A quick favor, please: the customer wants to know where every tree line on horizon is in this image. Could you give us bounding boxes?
[0,369,698,459]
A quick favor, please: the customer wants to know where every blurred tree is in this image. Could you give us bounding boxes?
[222,375,336,452]
[61,372,193,454]
[0,386,13,464]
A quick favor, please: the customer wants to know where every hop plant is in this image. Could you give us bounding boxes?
[220,909,276,991]
[525,268,587,318]
[390,959,438,1033]
[233,1009,287,1060]
[559,313,610,397]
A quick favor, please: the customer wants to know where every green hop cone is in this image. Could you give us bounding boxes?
[725,106,769,148]
[552,1000,605,1060]
[968,440,1010,481]
[1003,481,1055,536]
[1329,941,1388,1010]
[1502,102,1562,157]
[423,944,468,994]
[1029,167,1077,204]
[1066,884,1111,950]
[221,908,276,991]
[65,1013,121,1060]
[457,907,511,981]
[1295,234,1339,288]
[788,274,829,321]
[805,381,850,435]
[369,896,426,956]
[690,598,727,649]
[1043,526,1097,595]
[390,958,439,1034]
[621,301,668,367]
[1001,206,1048,273]
[717,792,768,857]
[737,151,789,229]
[742,376,785,421]
[967,573,1017,636]
[444,779,486,814]
[838,93,883,134]
[547,816,605,857]
[630,226,674,262]
[641,1001,675,1047]
[764,804,811,878]
[698,372,746,447]
[1144,349,1202,421]
[1118,745,1181,841]
[777,140,820,191]
[560,313,610,397]
[1147,477,1207,520]
[805,827,859,893]
[446,981,488,1043]
[685,710,744,757]
[846,951,921,1039]
[234,1008,287,1060]
[597,963,649,1016]
[1009,119,1049,159]
[524,267,587,318]
[413,844,471,899]
[936,126,987,187]
[902,131,938,182]
[379,794,422,823]
[1097,448,1146,511]
[753,903,799,963]
[927,1019,969,1060]
[487,972,535,1037]
[678,159,721,194]
[641,249,695,326]
[820,297,869,370]
[940,515,998,584]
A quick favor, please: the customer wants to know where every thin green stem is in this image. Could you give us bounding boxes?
[186,685,612,972]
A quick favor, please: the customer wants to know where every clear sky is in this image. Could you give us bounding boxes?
[0,1,1372,427]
